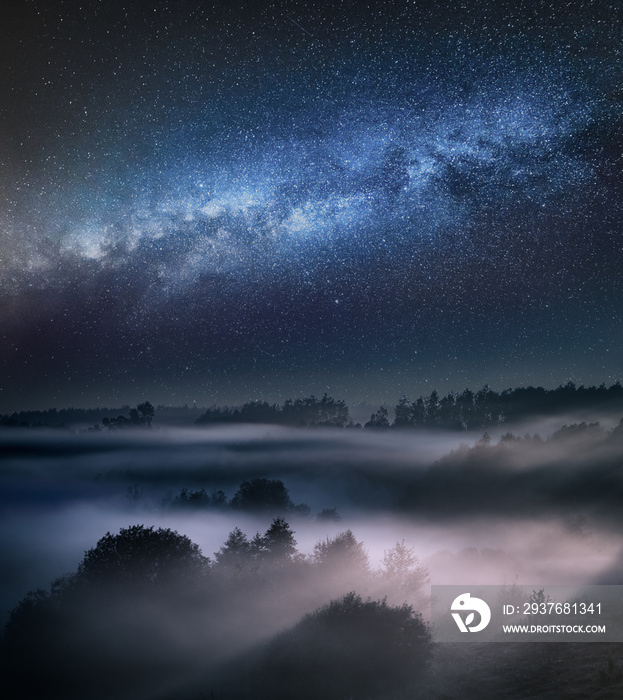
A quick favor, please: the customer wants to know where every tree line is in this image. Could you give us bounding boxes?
[2,382,621,430]
[195,393,351,427]
[385,382,623,430]
[195,382,623,430]
[0,402,157,429]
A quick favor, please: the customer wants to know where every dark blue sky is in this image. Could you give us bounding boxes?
[1,0,621,410]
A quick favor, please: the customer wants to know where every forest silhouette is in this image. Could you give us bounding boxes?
[197,383,623,430]
[2,521,430,700]
[2,382,621,430]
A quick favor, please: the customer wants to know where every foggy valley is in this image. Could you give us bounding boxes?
[2,410,623,698]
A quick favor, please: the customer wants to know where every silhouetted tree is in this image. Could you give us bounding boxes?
[167,487,228,510]
[214,526,253,574]
[426,389,440,426]
[171,487,211,509]
[393,395,413,428]
[230,478,293,513]
[411,395,426,425]
[253,516,299,565]
[214,519,300,581]
[102,401,155,429]
[211,488,228,508]
[365,405,390,429]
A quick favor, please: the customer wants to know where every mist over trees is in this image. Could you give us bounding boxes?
[2,521,431,700]
[3,418,623,698]
[394,417,623,520]
[127,416,623,525]
[2,525,212,699]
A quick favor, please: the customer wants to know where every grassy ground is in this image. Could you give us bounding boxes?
[424,642,623,699]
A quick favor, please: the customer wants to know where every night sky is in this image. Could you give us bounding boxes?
[1,0,622,411]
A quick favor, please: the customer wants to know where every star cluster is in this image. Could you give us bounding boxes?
[1,0,622,410]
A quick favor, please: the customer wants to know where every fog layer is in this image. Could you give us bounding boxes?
[2,419,623,622]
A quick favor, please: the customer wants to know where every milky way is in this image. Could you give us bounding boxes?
[1,0,622,410]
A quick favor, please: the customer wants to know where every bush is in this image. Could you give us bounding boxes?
[254,592,431,700]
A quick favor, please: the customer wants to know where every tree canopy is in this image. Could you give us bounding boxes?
[75,524,210,590]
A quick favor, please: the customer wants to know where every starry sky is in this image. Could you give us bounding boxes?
[1,0,622,411]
